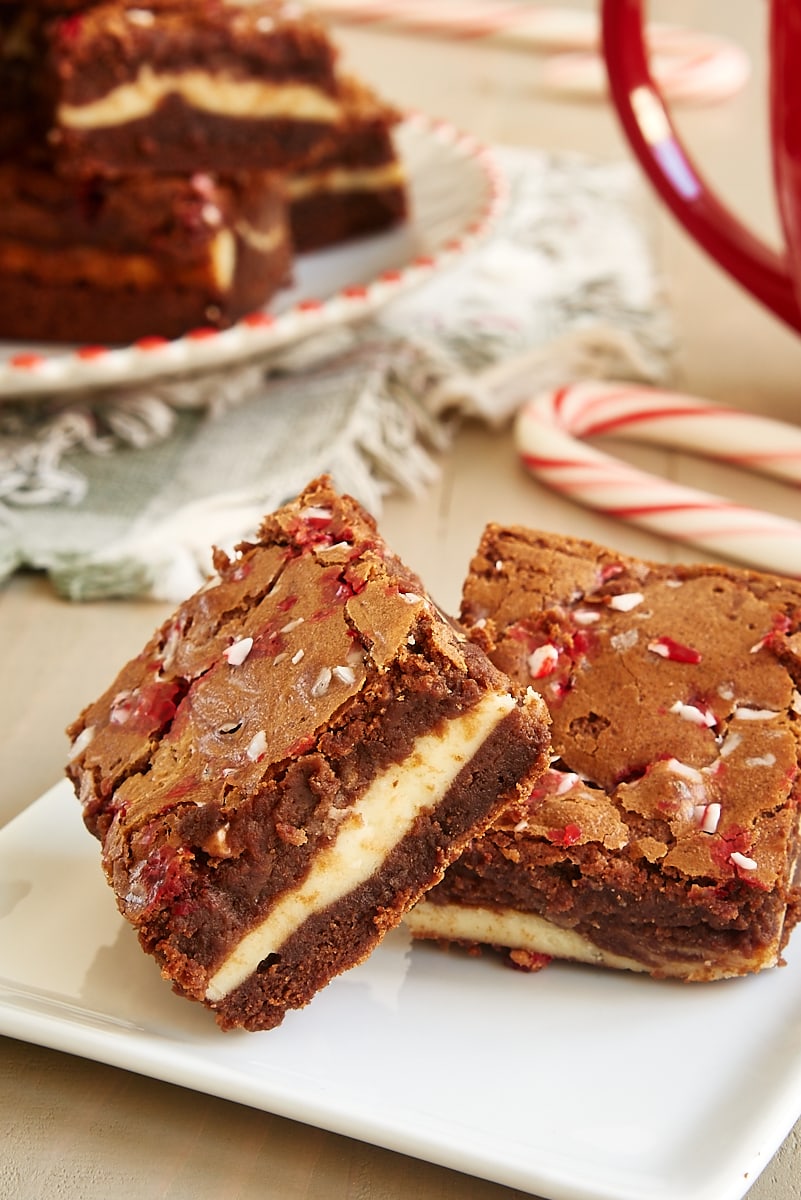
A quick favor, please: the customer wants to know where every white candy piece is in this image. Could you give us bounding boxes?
[223,637,254,666]
[608,592,643,612]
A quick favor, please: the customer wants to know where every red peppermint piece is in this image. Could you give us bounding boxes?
[548,823,582,847]
[59,14,83,40]
[648,637,702,664]
[528,643,559,679]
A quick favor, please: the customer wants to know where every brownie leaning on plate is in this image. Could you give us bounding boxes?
[406,527,801,982]
[66,479,551,1031]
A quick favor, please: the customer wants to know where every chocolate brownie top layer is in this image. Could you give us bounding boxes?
[461,526,801,894]
[66,480,550,1027]
[40,2,339,108]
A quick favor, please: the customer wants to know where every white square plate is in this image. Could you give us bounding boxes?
[2,781,801,1200]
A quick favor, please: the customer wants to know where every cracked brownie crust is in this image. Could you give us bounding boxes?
[406,527,801,981]
[66,480,550,1030]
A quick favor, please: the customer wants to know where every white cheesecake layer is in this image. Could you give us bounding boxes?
[235,222,286,257]
[404,900,647,973]
[59,70,342,130]
[205,691,516,1002]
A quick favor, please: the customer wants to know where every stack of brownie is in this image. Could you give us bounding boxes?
[0,0,408,344]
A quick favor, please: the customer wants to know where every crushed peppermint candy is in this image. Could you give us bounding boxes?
[223,636,253,666]
[732,706,780,720]
[246,730,267,761]
[399,591,421,604]
[528,643,559,678]
[109,691,133,724]
[730,851,758,871]
[647,637,702,664]
[206,825,233,856]
[280,617,305,634]
[311,667,333,697]
[572,609,601,625]
[549,823,582,847]
[291,649,304,664]
[669,699,717,728]
[745,753,777,768]
[697,802,721,833]
[332,665,356,685]
[608,592,644,612]
[666,758,703,784]
[300,505,332,526]
[719,731,742,758]
[750,616,791,653]
[610,629,639,652]
[201,202,222,228]
[68,724,95,761]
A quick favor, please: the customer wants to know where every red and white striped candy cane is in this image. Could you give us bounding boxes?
[514,381,801,578]
[312,2,750,104]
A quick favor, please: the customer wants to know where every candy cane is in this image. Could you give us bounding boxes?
[514,381,801,578]
[312,2,750,104]
[540,43,750,105]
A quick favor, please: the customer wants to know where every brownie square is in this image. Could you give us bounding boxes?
[407,526,801,982]
[0,156,292,341]
[66,480,551,1029]
[6,1,345,175]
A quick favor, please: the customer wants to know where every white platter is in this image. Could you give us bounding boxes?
[2,781,801,1200]
[0,114,502,398]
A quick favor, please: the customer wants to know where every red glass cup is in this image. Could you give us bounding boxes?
[601,0,801,334]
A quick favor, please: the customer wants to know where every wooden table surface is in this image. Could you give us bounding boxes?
[3,3,801,1198]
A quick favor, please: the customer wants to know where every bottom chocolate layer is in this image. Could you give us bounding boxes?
[209,701,548,1031]
[290,185,407,254]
